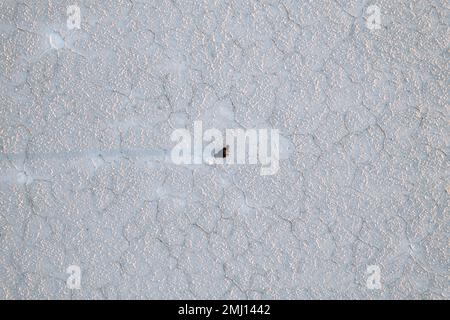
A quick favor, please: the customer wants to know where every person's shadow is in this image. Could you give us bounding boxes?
[213,145,229,158]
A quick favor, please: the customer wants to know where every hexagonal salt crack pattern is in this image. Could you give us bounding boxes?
[0,0,448,299]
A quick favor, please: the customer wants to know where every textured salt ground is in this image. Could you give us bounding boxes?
[0,0,448,299]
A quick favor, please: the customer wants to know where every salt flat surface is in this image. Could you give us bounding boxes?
[0,0,448,299]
